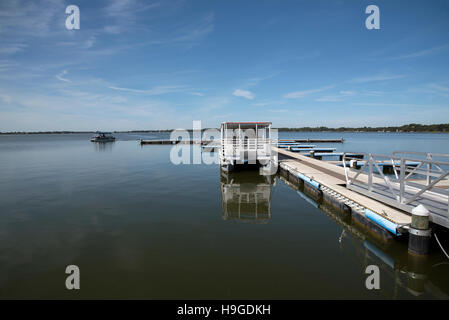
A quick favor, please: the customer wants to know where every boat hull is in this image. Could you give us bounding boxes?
[90,138,116,142]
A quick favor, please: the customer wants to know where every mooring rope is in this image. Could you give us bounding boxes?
[434,233,449,259]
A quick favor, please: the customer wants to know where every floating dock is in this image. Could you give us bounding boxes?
[276,147,449,250]
[289,147,337,153]
[275,147,412,241]
[279,138,344,143]
[140,139,213,145]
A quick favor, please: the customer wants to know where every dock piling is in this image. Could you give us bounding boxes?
[408,204,431,255]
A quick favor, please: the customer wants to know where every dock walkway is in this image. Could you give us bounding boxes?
[140,139,213,145]
[279,138,344,143]
[274,147,412,236]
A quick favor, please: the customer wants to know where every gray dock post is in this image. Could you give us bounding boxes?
[406,253,428,296]
[408,204,431,255]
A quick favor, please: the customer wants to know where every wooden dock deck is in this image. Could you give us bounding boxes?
[140,139,213,145]
[274,147,412,239]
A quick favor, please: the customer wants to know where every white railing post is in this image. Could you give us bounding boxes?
[342,152,350,186]
[368,154,373,192]
[399,158,405,204]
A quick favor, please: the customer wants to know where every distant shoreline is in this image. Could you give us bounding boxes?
[1,123,449,135]
[1,131,449,135]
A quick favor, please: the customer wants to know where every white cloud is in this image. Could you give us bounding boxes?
[253,99,285,107]
[244,73,279,88]
[0,43,28,54]
[316,90,356,102]
[391,43,449,60]
[233,89,255,100]
[339,90,356,96]
[350,102,443,108]
[0,0,65,37]
[173,13,215,45]
[363,90,385,96]
[252,102,271,107]
[350,74,406,83]
[428,83,449,93]
[105,0,161,17]
[55,70,71,82]
[284,85,333,99]
[0,60,19,71]
[109,85,186,95]
[316,96,342,102]
[0,93,12,104]
[85,36,96,49]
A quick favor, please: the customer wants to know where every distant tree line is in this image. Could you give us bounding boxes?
[2,123,449,134]
[276,123,449,133]
[0,131,95,134]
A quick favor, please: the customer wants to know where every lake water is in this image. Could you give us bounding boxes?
[0,132,448,299]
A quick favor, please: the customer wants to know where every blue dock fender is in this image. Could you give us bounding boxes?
[365,208,401,236]
[297,172,320,190]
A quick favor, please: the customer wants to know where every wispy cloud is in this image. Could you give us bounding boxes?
[363,90,385,96]
[103,0,163,34]
[284,85,333,99]
[0,43,28,54]
[0,0,65,37]
[0,60,19,71]
[339,90,356,96]
[426,83,449,98]
[390,43,449,60]
[316,90,356,102]
[84,36,96,49]
[172,13,215,45]
[252,102,271,107]
[350,102,443,108]
[233,89,255,100]
[350,74,406,84]
[404,83,449,98]
[252,99,286,107]
[105,0,162,17]
[316,96,342,102]
[55,70,71,82]
[109,85,186,95]
[428,83,449,93]
[243,73,279,88]
[190,92,204,97]
[0,92,12,104]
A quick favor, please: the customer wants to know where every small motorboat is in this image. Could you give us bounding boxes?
[90,131,116,142]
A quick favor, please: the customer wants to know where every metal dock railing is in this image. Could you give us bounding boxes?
[342,151,449,228]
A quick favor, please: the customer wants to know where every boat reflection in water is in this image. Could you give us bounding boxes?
[220,167,275,223]
[93,140,115,152]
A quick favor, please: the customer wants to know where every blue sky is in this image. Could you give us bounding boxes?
[0,0,449,131]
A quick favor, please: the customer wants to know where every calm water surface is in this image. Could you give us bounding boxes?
[0,132,448,299]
